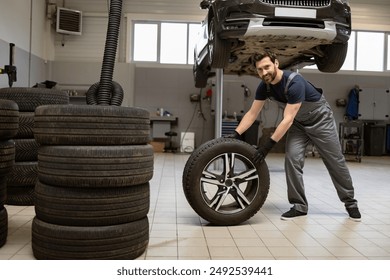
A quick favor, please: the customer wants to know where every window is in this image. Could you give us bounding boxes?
[132,21,201,64]
[160,23,187,64]
[188,24,201,64]
[387,34,390,71]
[356,31,385,71]
[133,23,158,62]
[341,31,356,71]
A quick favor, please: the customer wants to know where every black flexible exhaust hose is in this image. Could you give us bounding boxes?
[97,0,123,106]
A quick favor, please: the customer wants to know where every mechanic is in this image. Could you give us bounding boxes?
[228,51,361,222]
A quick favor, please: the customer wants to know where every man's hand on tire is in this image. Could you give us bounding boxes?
[224,131,242,140]
[253,138,276,164]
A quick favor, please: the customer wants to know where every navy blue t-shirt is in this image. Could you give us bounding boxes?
[255,71,322,104]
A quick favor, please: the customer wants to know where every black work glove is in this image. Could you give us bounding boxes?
[224,130,243,140]
[253,138,277,164]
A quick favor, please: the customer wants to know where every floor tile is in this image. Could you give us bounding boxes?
[238,246,273,259]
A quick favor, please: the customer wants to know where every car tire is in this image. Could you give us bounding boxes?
[0,178,6,207]
[0,207,7,248]
[32,216,149,260]
[6,161,37,205]
[35,180,150,226]
[0,88,69,112]
[315,43,348,73]
[182,138,270,226]
[14,139,39,162]
[7,161,37,187]
[34,105,151,146]
[0,140,15,176]
[15,112,34,139]
[208,17,230,69]
[38,145,154,188]
[0,99,19,140]
[193,60,208,88]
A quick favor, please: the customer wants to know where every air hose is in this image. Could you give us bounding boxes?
[87,0,124,106]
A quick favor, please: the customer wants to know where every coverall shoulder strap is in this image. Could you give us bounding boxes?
[266,72,301,101]
[284,72,300,95]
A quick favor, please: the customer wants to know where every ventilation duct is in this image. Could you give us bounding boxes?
[56,7,82,35]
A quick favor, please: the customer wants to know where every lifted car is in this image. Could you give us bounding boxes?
[193,0,351,88]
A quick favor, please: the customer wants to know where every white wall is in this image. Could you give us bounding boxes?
[0,0,49,87]
[54,16,107,61]
[0,0,32,53]
[48,60,135,107]
[352,1,390,31]
[0,0,48,58]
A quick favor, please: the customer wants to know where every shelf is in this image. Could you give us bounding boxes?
[339,121,364,162]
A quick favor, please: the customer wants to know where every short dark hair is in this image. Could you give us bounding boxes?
[252,51,277,67]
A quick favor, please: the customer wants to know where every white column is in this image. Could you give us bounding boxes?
[215,68,223,139]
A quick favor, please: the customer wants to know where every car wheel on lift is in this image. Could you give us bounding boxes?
[315,43,348,73]
[182,138,270,226]
[193,51,209,89]
[208,17,230,69]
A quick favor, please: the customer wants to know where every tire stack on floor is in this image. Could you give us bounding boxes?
[0,88,69,205]
[32,105,153,259]
[0,99,19,247]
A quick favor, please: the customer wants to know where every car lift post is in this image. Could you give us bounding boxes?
[214,68,223,139]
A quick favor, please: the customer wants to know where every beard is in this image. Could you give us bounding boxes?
[260,66,277,84]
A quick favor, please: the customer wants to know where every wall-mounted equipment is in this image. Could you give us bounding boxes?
[190,93,200,102]
[0,43,17,87]
[56,7,82,35]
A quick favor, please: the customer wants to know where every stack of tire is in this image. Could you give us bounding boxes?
[0,88,69,205]
[31,105,153,259]
[0,99,19,247]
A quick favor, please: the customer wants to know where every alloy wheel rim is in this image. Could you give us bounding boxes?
[199,152,259,214]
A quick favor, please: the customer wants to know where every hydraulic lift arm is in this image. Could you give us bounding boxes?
[0,43,17,87]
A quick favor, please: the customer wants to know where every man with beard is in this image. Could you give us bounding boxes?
[229,51,361,221]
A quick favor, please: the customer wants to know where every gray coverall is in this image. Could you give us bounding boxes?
[282,95,358,213]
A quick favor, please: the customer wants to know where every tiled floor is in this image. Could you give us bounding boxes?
[1,153,390,260]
